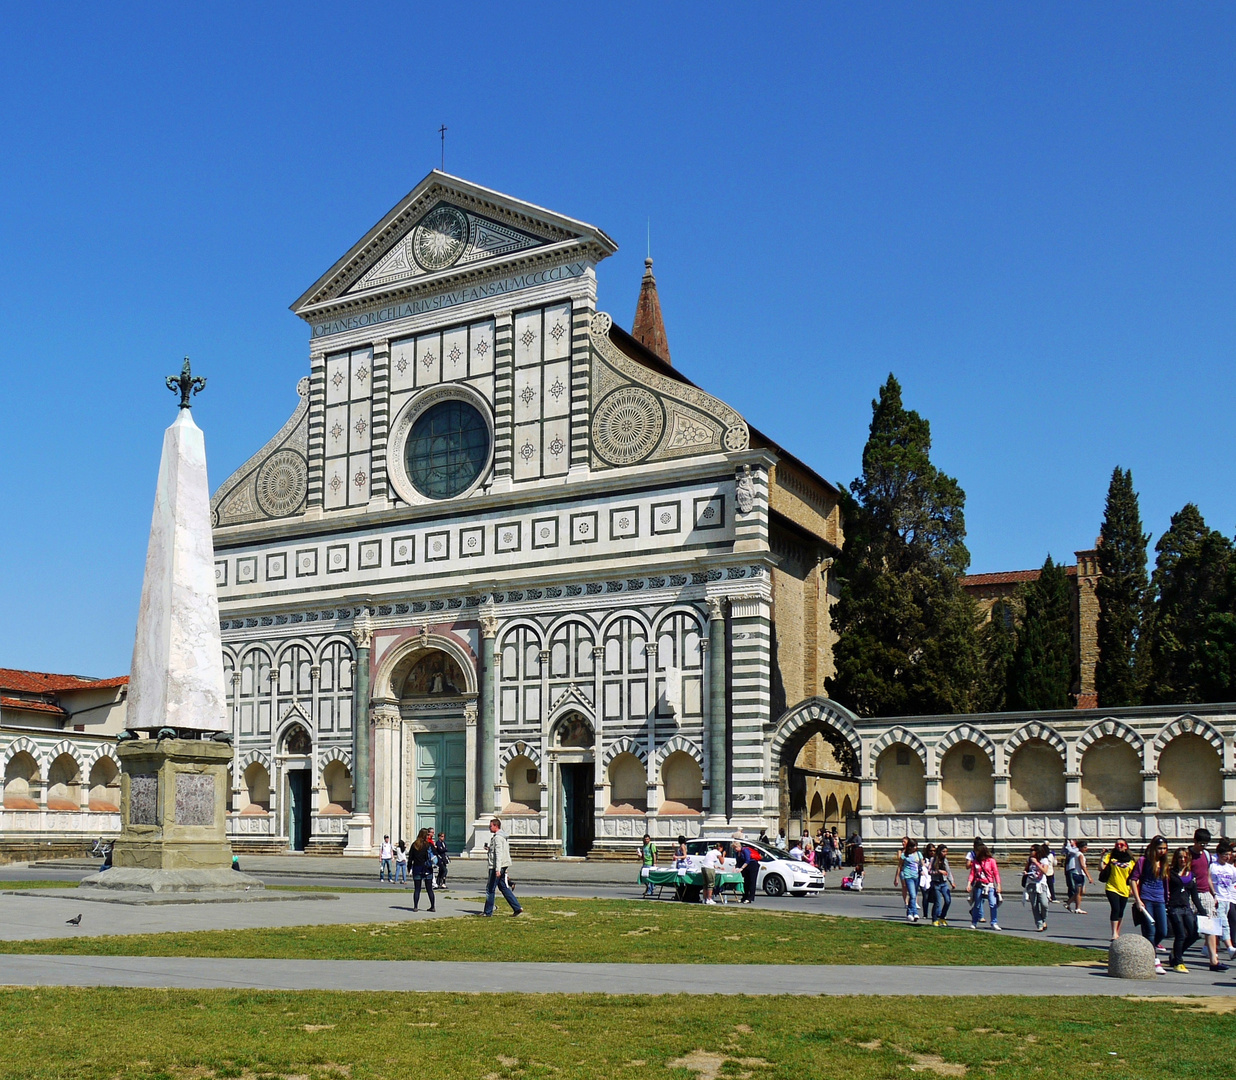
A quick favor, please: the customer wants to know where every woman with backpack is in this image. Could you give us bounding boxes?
[896,839,924,922]
[1098,838,1137,940]
[408,827,437,912]
[968,840,1002,931]
[393,839,409,885]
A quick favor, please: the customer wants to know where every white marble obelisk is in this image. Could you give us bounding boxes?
[126,408,228,733]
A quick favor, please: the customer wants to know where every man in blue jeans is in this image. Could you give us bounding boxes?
[483,817,523,917]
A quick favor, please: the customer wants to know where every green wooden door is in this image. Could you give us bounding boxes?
[415,732,467,853]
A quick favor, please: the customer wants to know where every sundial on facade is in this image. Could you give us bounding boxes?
[411,204,469,271]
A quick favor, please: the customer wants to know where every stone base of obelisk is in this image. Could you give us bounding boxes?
[79,737,263,894]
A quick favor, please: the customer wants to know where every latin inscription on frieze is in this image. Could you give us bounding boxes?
[129,774,158,825]
[174,773,216,827]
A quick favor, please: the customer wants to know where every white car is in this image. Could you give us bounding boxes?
[685,839,826,897]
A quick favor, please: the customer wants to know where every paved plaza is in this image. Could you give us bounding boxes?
[2,858,1235,997]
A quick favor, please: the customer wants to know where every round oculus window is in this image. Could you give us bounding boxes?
[404,399,490,499]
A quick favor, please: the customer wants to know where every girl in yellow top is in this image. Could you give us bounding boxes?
[1100,838,1137,940]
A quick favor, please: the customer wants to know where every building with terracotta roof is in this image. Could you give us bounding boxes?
[961,544,1101,707]
[1,668,128,856]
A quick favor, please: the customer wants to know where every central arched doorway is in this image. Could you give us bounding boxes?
[771,698,862,843]
[398,649,470,848]
[551,711,595,856]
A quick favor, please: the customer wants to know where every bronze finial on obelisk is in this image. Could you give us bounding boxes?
[166,358,207,409]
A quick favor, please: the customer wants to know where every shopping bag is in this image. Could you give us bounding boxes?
[1197,914,1224,937]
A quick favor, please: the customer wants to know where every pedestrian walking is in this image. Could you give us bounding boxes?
[1021,844,1050,932]
[483,817,522,917]
[897,839,924,922]
[1042,844,1059,904]
[1189,828,1228,972]
[394,839,408,884]
[378,835,394,881]
[1064,837,1092,913]
[921,844,937,919]
[1098,838,1136,939]
[408,828,436,911]
[1167,846,1205,972]
[433,831,450,889]
[929,844,955,926]
[895,836,910,910]
[968,839,1002,931]
[1210,839,1236,960]
[1129,836,1170,968]
[639,832,658,898]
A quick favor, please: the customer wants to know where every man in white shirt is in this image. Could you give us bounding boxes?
[701,843,723,905]
[483,817,523,917]
[378,835,394,882]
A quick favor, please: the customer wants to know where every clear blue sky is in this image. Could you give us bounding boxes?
[2,4,1233,677]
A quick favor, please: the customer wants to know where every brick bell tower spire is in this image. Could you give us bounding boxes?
[632,257,671,366]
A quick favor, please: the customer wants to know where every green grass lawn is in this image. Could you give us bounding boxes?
[0,897,1090,965]
[0,989,1231,1080]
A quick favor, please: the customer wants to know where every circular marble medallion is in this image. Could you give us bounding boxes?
[255,450,307,518]
[592,386,664,465]
[411,205,469,271]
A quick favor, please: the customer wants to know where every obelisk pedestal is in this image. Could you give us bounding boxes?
[81,363,262,895]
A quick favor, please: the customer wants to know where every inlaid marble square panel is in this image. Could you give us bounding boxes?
[214,561,228,586]
[236,557,257,584]
[391,535,416,565]
[175,772,216,827]
[296,548,318,577]
[531,517,558,549]
[570,511,598,545]
[609,506,639,541]
[265,552,287,581]
[425,531,450,561]
[652,502,681,535]
[495,522,521,553]
[460,526,485,558]
[543,302,572,360]
[129,774,158,825]
[358,540,382,569]
[693,496,725,530]
[326,544,349,574]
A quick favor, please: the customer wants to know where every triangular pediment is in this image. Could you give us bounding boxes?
[292,172,616,318]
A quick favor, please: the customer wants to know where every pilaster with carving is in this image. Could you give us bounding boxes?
[706,598,727,817]
[350,610,374,818]
[478,607,499,817]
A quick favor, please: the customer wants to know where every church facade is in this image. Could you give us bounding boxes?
[210,172,843,856]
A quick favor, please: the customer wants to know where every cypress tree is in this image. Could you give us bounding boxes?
[1006,556,1075,710]
[828,375,979,716]
[977,597,1018,712]
[1144,504,1233,703]
[1094,467,1149,707]
[1200,557,1236,701]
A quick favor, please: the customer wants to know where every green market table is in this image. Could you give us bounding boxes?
[644,867,746,903]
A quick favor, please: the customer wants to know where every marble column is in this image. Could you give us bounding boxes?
[478,608,498,817]
[706,597,727,820]
[347,611,374,854]
[350,611,373,816]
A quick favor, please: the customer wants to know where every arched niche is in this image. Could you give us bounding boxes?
[1080,735,1142,811]
[661,751,703,813]
[504,754,541,813]
[1008,739,1066,812]
[1158,734,1222,811]
[939,741,994,813]
[607,752,647,812]
[874,743,926,813]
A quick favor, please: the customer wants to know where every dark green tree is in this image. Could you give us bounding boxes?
[828,375,979,716]
[1143,504,1232,704]
[1200,558,1236,701]
[1094,467,1149,707]
[1006,556,1075,710]
[976,597,1018,712]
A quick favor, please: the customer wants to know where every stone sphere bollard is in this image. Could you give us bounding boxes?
[1107,933,1157,979]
